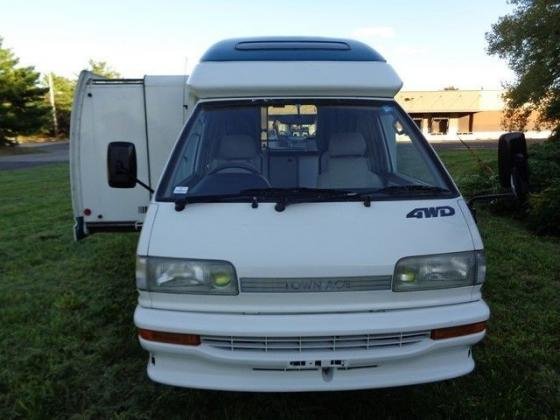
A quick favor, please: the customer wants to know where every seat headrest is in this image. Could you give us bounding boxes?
[218,134,259,160]
[328,132,367,157]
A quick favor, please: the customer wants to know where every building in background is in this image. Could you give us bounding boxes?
[396,90,551,141]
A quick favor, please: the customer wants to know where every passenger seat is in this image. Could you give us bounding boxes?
[317,132,382,189]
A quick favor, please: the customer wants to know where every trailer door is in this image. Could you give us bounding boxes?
[144,75,189,184]
[70,72,151,239]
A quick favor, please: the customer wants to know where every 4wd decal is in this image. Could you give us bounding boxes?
[406,206,455,219]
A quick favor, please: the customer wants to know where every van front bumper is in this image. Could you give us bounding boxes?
[134,300,489,392]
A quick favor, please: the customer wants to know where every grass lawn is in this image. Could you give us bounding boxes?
[0,151,559,418]
[436,148,496,178]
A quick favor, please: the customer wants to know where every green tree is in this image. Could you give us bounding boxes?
[0,37,49,146]
[486,0,560,140]
[87,59,121,78]
[44,73,75,136]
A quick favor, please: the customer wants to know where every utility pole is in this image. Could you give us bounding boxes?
[47,72,58,136]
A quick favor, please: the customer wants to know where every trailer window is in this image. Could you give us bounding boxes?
[266,104,317,148]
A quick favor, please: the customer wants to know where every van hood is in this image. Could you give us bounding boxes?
[139,198,480,314]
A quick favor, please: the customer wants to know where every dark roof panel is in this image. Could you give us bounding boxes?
[201,37,385,62]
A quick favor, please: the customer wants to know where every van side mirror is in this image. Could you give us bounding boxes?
[498,132,530,200]
[468,131,530,218]
[107,142,137,188]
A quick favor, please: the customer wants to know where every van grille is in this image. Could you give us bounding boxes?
[200,331,430,353]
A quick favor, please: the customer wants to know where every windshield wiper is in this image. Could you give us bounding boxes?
[240,187,372,212]
[372,185,451,195]
[174,192,257,211]
[174,187,374,212]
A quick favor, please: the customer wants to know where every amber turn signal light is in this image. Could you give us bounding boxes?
[138,329,201,346]
[431,321,487,340]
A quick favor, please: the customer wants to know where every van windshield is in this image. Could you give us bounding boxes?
[157,100,456,202]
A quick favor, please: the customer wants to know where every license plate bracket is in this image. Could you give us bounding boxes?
[288,359,348,368]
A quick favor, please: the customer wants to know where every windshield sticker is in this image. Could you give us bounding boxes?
[173,186,189,195]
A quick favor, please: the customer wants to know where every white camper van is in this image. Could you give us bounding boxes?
[70,37,529,392]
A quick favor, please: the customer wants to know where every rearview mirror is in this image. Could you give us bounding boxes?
[498,132,529,200]
[107,142,137,188]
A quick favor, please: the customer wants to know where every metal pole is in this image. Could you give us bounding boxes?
[47,72,58,136]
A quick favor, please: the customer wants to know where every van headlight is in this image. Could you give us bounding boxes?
[136,256,238,295]
[393,251,485,291]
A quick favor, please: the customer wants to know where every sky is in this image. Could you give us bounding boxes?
[0,0,515,90]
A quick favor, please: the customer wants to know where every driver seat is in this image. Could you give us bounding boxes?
[211,134,263,172]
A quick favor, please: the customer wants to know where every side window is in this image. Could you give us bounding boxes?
[380,112,437,185]
[173,116,205,184]
[395,129,436,185]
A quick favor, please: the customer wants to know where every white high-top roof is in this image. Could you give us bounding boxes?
[187,37,403,99]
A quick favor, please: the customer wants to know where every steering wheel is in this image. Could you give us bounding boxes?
[207,162,262,176]
[205,162,271,188]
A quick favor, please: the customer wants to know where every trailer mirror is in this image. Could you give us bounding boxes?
[498,132,529,200]
[107,142,137,188]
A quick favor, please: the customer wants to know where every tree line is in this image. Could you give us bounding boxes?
[0,37,120,146]
[486,0,559,140]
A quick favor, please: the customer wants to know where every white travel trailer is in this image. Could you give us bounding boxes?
[70,72,189,236]
[70,37,529,391]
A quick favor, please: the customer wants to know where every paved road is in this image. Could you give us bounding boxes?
[432,140,499,151]
[431,138,545,151]
[0,142,69,171]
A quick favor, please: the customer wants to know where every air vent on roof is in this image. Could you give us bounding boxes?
[235,41,351,51]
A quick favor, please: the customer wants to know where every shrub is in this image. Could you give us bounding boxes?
[456,172,500,198]
[525,140,560,235]
[460,140,560,235]
[527,183,560,235]
[527,141,560,192]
